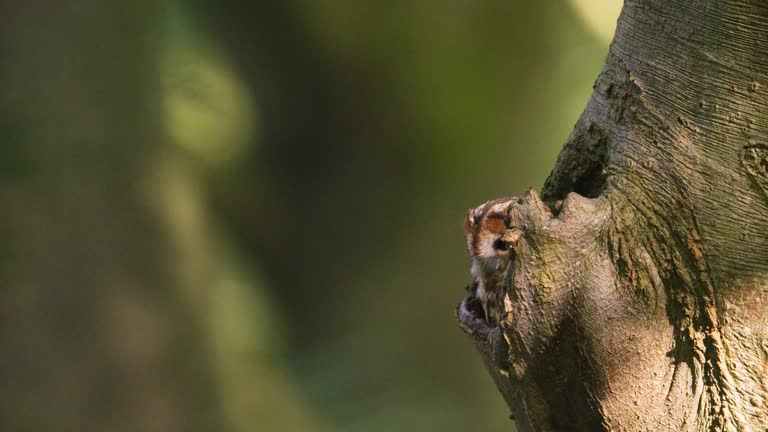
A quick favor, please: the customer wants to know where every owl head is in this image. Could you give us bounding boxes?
[464,197,522,271]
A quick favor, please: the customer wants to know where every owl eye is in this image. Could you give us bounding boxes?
[493,239,509,251]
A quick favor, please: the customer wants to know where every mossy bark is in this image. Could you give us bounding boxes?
[458,1,768,431]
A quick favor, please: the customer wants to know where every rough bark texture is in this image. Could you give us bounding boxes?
[458,1,768,431]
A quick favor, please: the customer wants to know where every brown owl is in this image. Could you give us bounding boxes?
[464,197,522,326]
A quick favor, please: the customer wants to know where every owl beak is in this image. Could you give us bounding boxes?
[493,229,522,256]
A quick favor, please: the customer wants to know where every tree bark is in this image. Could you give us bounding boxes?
[458,1,768,431]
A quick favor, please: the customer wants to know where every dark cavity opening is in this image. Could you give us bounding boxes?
[573,162,606,199]
[542,122,609,202]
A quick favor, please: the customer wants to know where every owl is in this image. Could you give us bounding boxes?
[464,197,522,326]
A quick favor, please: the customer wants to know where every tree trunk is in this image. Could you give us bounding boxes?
[458,1,768,431]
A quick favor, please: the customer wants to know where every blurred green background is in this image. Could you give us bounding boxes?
[0,1,619,430]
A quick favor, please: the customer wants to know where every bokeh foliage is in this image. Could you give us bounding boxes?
[0,1,617,430]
